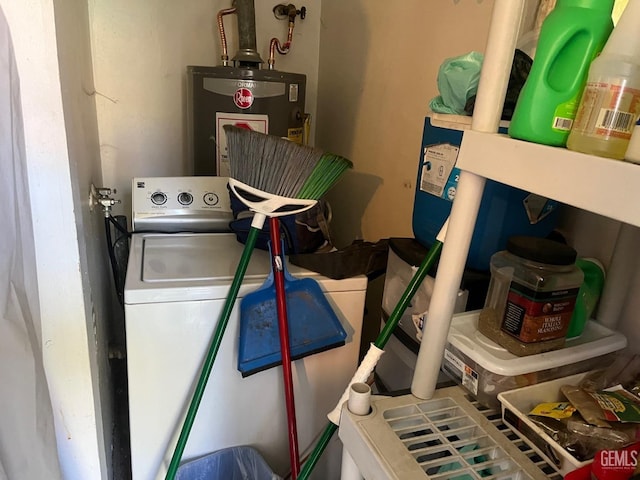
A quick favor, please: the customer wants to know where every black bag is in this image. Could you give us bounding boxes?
[228,187,331,255]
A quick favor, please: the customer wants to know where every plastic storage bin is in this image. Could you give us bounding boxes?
[375,238,470,391]
[497,373,592,476]
[175,446,281,480]
[441,311,626,408]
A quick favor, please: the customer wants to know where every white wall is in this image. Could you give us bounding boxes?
[1,0,109,478]
[53,0,115,477]
[315,0,497,247]
[88,0,321,220]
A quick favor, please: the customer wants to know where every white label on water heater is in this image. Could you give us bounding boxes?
[289,84,299,102]
[215,113,269,177]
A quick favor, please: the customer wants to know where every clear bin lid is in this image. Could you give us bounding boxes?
[446,311,627,376]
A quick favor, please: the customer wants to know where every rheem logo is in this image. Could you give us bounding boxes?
[234,88,253,109]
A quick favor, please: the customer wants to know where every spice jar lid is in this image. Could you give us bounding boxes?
[506,236,577,265]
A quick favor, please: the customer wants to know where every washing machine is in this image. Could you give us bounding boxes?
[124,177,368,480]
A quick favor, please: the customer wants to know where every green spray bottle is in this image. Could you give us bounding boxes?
[508,0,615,147]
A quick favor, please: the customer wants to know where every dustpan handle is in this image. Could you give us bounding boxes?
[229,178,318,217]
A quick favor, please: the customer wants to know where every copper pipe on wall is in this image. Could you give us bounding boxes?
[216,7,237,66]
[268,4,299,70]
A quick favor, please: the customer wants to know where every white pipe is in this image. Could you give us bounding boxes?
[340,449,362,480]
[411,171,485,399]
[597,223,640,329]
[327,344,383,425]
[411,0,525,399]
[471,0,526,134]
[339,383,371,480]
[347,383,371,416]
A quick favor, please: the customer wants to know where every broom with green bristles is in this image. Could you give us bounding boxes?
[164,126,352,480]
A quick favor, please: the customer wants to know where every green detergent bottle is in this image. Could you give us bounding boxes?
[508,0,615,146]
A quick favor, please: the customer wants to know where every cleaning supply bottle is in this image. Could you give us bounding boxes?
[567,1,640,159]
[508,0,615,147]
[566,258,605,338]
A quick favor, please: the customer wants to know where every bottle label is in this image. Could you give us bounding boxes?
[573,81,640,139]
[551,92,581,132]
[500,282,579,343]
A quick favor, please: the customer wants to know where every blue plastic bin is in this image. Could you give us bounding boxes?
[175,446,281,480]
[412,116,558,271]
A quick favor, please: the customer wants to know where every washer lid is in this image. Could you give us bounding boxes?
[124,232,367,304]
[141,233,269,282]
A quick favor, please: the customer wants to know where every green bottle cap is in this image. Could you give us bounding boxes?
[556,0,615,13]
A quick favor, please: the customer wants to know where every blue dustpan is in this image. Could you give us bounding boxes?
[238,247,348,377]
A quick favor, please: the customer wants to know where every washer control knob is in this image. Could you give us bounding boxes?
[150,191,167,205]
[203,192,219,206]
[178,192,193,205]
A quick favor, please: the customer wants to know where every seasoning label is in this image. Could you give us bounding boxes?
[501,283,579,343]
[590,387,640,423]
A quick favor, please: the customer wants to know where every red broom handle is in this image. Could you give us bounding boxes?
[269,216,301,479]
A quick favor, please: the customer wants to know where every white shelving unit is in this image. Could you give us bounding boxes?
[338,1,638,478]
[456,131,640,227]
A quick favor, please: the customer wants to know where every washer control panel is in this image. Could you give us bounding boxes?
[132,176,234,232]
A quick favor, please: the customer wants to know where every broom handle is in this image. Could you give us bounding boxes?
[297,239,444,480]
[269,216,301,479]
[165,214,265,480]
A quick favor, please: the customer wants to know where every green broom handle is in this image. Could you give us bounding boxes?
[297,239,443,480]
[165,226,261,480]
[374,240,442,349]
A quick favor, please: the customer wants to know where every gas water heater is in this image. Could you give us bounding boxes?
[187,1,307,176]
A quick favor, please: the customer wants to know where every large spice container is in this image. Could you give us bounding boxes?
[478,236,583,356]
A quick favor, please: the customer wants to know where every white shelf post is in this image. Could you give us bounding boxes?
[411,0,526,399]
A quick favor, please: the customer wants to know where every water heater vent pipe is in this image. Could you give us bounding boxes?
[232,0,264,67]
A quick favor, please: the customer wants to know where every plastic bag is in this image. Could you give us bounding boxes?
[465,49,533,120]
[429,51,484,115]
[228,183,331,255]
[175,446,281,480]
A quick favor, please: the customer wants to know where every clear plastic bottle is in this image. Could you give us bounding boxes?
[478,236,583,357]
[567,1,640,159]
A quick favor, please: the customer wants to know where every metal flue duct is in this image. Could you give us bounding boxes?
[232,0,264,67]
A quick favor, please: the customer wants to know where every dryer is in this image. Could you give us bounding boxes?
[124,177,367,480]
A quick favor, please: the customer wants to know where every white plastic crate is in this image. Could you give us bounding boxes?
[339,384,560,479]
[497,373,592,476]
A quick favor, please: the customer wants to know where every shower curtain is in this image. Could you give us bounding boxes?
[0,5,63,480]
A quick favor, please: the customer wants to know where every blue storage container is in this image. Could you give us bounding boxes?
[412,116,558,271]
